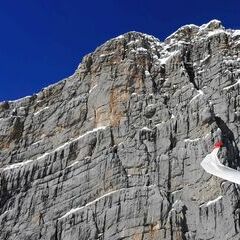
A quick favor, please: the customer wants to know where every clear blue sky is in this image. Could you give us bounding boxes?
[0,0,239,101]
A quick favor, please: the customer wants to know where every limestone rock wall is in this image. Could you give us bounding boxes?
[1,20,240,239]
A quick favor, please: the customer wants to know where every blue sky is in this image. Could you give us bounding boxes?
[0,0,239,101]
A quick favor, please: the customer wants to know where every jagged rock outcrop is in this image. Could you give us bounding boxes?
[1,20,240,240]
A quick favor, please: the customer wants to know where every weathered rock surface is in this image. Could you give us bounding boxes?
[1,20,240,239]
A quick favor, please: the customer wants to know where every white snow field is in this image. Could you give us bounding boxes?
[201,143,240,185]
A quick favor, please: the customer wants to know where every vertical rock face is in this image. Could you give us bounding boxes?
[1,20,240,239]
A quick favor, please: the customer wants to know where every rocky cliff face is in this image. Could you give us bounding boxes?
[1,20,240,240]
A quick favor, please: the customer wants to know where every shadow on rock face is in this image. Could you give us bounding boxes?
[215,116,240,169]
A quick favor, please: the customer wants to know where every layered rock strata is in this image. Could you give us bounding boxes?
[1,20,240,239]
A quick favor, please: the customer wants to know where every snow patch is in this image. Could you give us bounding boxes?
[207,29,226,38]
[206,196,223,206]
[99,52,115,58]
[166,24,199,41]
[233,30,240,38]
[199,19,222,31]
[157,50,180,65]
[67,160,80,169]
[171,189,183,194]
[8,96,32,104]
[59,185,156,220]
[115,35,124,39]
[89,85,98,93]
[127,39,140,45]
[59,207,84,220]
[1,126,108,171]
[59,188,123,219]
[223,79,240,90]
[184,138,201,143]
[142,33,161,43]
[145,70,150,77]
[197,69,205,74]
[204,133,211,139]
[2,160,33,171]
[141,126,152,131]
[172,200,180,209]
[136,47,148,52]
[34,107,49,116]
[200,54,211,63]
[53,126,108,153]
[189,90,204,103]
[32,139,44,146]
[130,49,136,53]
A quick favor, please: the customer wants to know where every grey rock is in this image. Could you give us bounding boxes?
[1,19,240,239]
